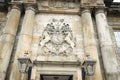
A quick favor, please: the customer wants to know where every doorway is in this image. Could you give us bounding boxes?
[40,75,73,80]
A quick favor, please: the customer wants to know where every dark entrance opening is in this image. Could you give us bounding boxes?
[40,74,73,80]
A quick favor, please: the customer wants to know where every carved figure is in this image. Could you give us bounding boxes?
[39,19,75,56]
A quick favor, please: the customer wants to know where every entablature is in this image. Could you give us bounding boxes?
[37,0,80,14]
[8,0,107,14]
[81,0,105,7]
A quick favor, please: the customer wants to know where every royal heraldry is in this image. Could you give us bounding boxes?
[39,19,75,56]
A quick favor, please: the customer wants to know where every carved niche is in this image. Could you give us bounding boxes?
[39,19,75,56]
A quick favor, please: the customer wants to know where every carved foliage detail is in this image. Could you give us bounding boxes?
[39,19,75,56]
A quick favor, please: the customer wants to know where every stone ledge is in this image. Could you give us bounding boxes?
[33,60,81,65]
[36,55,81,63]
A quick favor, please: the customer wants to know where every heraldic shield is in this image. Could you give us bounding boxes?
[39,19,75,56]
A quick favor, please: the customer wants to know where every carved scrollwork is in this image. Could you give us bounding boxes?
[39,19,75,56]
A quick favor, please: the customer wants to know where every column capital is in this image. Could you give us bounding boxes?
[10,4,22,11]
[95,8,105,14]
[81,7,92,14]
[24,4,36,12]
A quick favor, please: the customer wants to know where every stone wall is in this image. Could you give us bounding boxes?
[31,13,84,62]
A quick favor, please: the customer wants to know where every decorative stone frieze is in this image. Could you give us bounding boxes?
[81,0,104,7]
[37,0,80,14]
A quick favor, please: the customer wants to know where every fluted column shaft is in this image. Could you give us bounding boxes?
[95,8,119,80]
[0,5,21,80]
[81,8,103,80]
[10,6,35,80]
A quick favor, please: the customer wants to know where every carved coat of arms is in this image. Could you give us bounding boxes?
[39,19,75,56]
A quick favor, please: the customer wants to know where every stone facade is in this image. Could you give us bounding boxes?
[0,0,120,80]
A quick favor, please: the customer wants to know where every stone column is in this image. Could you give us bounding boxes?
[10,5,35,80]
[81,8,103,80]
[0,5,21,80]
[17,5,35,57]
[95,8,119,80]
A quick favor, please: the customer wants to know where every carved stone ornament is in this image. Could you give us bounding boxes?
[39,19,75,56]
